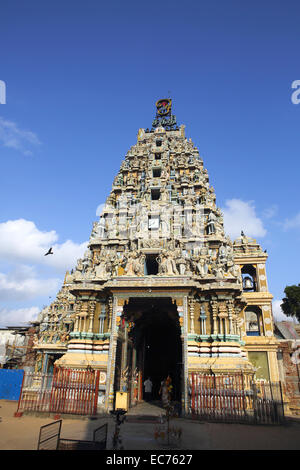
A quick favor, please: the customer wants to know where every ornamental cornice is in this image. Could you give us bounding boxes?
[234,255,268,264]
[106,289,191,299]
[242,292,273,303]
[33,344,67,352]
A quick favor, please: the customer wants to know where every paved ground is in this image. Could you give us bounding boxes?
[1,399,300,450]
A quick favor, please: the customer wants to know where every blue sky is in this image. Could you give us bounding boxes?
[0,0,299,326]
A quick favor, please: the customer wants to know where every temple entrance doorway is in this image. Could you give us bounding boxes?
[124,297,183,403]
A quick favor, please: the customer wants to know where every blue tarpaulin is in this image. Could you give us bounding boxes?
[0,369,24,400]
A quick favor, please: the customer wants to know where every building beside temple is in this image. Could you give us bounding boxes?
[274,321,300,415]
[33,99,281,413]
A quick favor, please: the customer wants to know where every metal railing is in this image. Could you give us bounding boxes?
[37,420,62,450]
[188,373,285,425]
[17,367,100,416]
[37,420,107,450]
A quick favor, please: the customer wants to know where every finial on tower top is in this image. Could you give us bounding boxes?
[156,98,172,116]
[152,98,178,131]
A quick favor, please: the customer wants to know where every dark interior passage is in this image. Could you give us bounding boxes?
[125,297,182,402]
[143,320,182,400]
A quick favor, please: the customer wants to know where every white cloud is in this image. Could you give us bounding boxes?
[0,306,40,328]
[0,116,41,155]
[262,204,278,220]
[0,219,88,325]
[283,212,300,231]
[221,199,267,240]
[272,299,294,322]
[0,219,57,263]
[45,239,89,271]
[0,219,88,272]
[0,267,60,301]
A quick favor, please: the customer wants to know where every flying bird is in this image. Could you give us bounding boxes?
[44,247,53,256]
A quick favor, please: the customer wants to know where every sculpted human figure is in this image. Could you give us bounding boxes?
[95,255,109,278]
[174,248,187,275]
[98,217,106,238]
[162,251,179,275]
[127,173,135,185]
[228,262,241,280]
[115,173,123,186]
[192,214,203,236]
[157,252,168,275]
[133,253,145,276]
[123,159,130,170]
[74,259,84,280]
[196,257,209,277]
[193,168,200,181]
[124,252,137,276]
[193,244,201,257]
[90,221,99,239]
[109,254,119,277]
[77,258,83,272]
[206,211,216,234]
[79,253,92,279]
[213,261,225,278]
[218,244,227,263]
[161,189,168,202]
[123,251,145,276]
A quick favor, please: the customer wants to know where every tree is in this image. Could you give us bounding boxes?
[281,284,300,322]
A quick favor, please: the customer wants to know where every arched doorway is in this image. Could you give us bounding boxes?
[124,297,182,403]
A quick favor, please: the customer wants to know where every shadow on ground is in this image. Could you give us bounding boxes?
[1,399,300,451]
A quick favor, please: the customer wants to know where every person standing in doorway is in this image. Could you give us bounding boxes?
[143,377,153,402]
[159,375,173,408]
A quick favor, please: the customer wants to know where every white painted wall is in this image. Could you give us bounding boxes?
[0,330,25,364]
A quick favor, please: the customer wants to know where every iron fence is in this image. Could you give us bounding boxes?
[49,367,100,415]
[18,368,285,424]
[17,367,100,416]
[17,371,53,413]
[37,420,107,450]
[37,419,62,450]
[188,373,285,425]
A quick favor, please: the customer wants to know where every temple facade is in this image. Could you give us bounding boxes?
[33,100,280,412]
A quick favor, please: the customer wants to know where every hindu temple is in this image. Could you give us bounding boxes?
[33,99,280,413]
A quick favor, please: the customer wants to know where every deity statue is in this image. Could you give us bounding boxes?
[90,221,99,239]
[82,249,93,271]
[157,251,179,276]
[115,173,124,186]
[206,211,216,234]
[124,251,137,276]
[97,217,106,238]
[213,261,225,279]
[227,262,241,280]
[174,248,188,275]
[74,258,84,280]
[195,257,209,277]
[95,255,109,278]
[77,258,83,271]
[218,244,227,263]
[133,253,145,276]
[122,159,130,170]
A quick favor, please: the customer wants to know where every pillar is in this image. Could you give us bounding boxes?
[211,300,218,335]
[189,297,195,334]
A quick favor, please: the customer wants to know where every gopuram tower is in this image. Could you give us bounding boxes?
[34,99,279,412]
